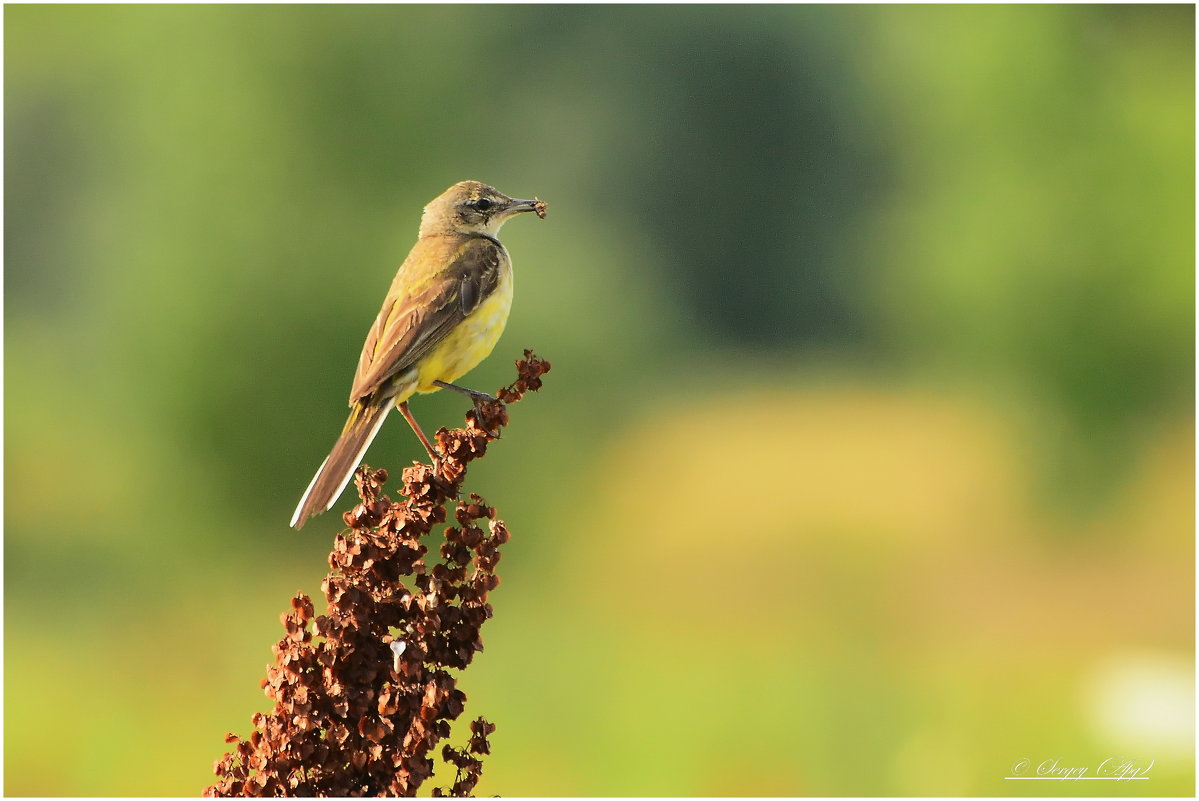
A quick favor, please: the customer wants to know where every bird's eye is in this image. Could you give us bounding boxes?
[473,198,493,211]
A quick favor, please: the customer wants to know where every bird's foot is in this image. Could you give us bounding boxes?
[470,399,502,439]
[434,380,502,438]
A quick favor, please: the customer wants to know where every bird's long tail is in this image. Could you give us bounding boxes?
[290,399,392,529]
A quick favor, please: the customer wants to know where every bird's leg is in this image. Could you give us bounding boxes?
[433,380,501,438]
[433,380,494,402]
[397,401,442,474]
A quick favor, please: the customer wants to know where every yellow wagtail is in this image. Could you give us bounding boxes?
[290,181,546,528]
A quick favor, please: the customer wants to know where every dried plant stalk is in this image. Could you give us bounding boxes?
[206,351,550,797]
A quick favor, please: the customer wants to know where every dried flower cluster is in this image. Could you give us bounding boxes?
[206,351,550,797]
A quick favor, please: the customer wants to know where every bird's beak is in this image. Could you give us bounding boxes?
[506,197,548,219]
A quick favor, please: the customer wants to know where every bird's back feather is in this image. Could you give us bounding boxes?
[350,235,506,405]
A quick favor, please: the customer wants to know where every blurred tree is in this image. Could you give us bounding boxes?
[856,4,1194,511]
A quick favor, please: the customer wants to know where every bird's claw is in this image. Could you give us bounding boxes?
[472,399,502,439]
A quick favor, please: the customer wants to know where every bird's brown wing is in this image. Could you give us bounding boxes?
[348,236,504,404]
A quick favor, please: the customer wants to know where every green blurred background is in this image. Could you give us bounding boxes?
[5,4,1194,796]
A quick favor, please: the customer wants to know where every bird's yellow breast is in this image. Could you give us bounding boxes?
[414,261,514,393]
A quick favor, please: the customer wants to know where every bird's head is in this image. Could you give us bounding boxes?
[420,180,546,238]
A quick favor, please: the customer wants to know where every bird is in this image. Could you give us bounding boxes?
[290,180,546,529]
